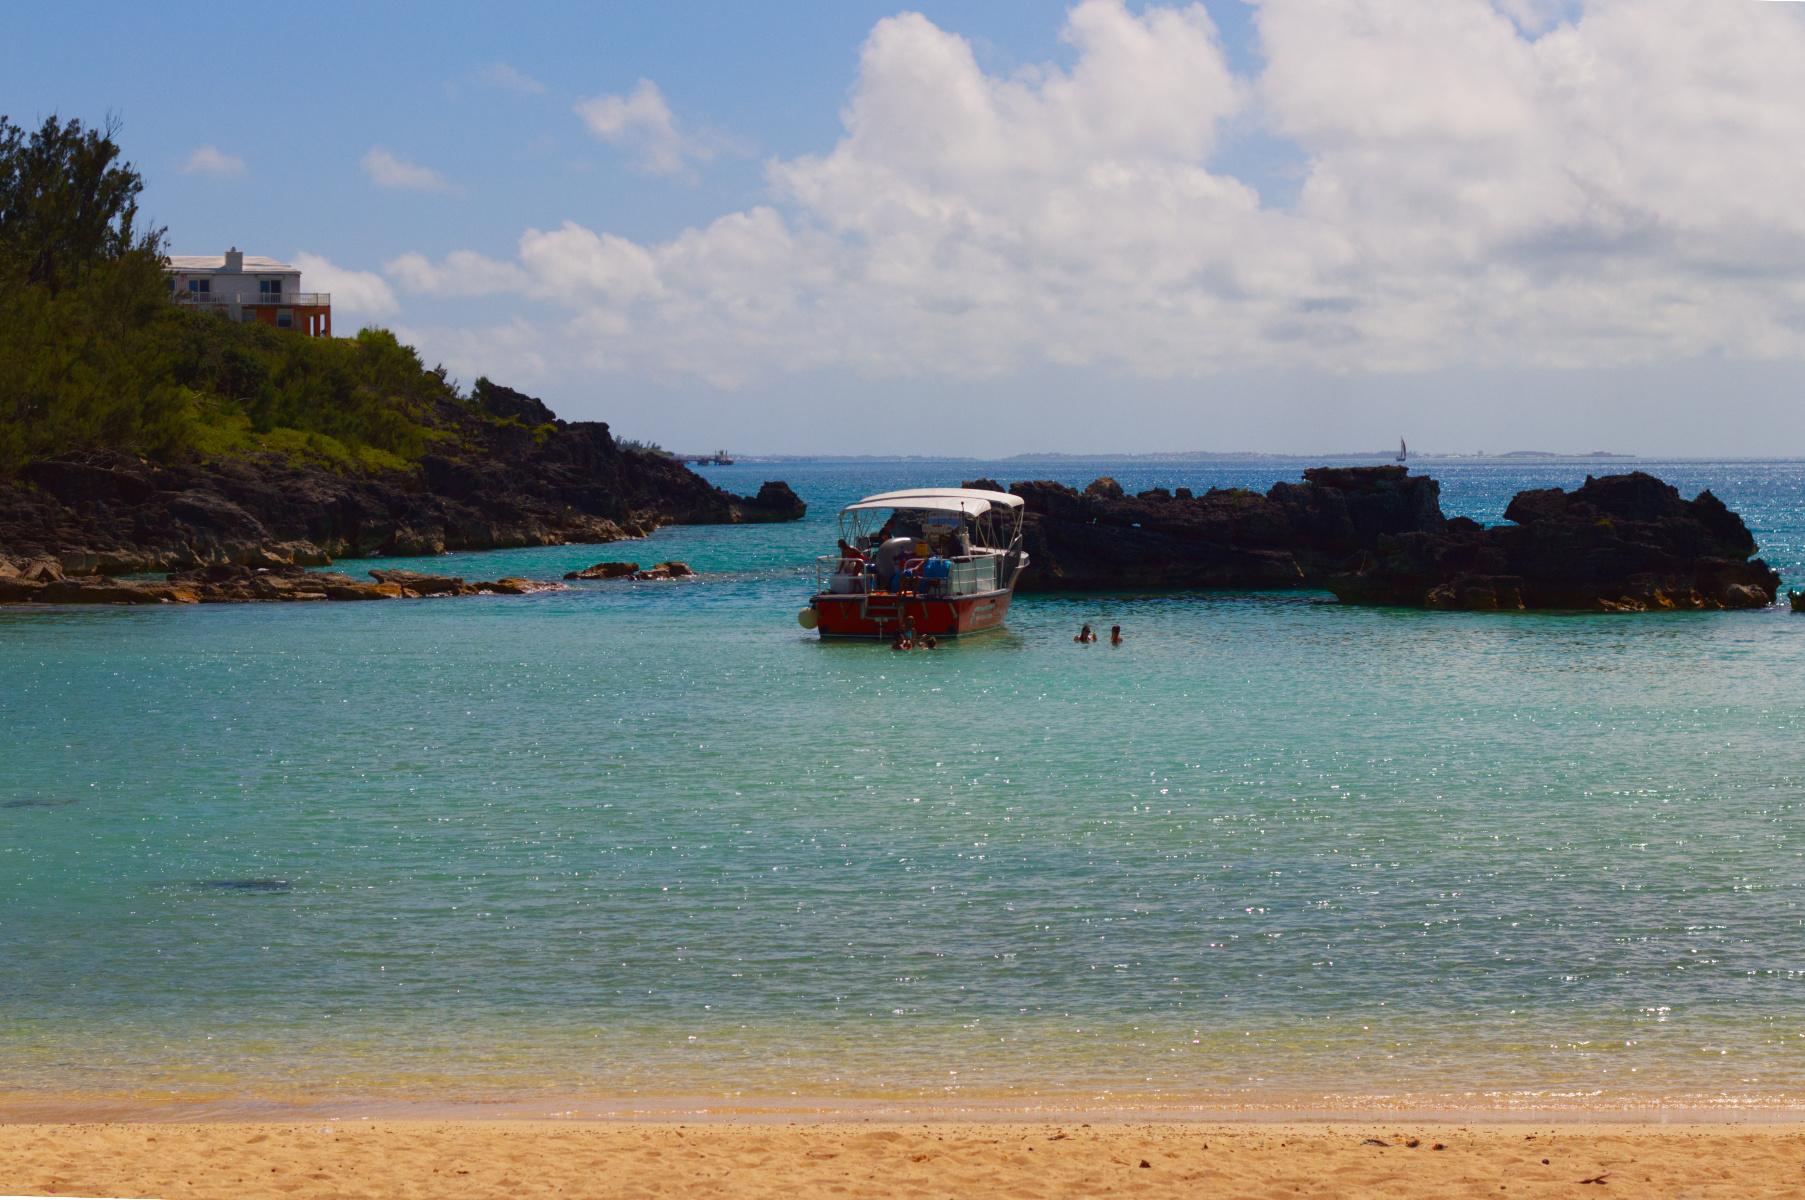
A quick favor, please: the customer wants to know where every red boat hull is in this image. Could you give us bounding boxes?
[810,590,1013,638]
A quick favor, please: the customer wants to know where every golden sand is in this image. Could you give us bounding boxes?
[2,1118,1802,1199]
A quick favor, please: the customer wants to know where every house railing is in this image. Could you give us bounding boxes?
[176,292,330,307]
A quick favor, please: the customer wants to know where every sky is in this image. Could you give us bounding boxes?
[6,0,1805,456]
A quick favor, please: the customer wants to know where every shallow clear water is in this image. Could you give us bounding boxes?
[4,458,1805,1111]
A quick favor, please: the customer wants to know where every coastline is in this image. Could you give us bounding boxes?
[6,1089,1804,1126]
[3,1116,1801,1199]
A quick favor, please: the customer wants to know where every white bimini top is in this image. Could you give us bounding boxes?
[842,487,1022,517]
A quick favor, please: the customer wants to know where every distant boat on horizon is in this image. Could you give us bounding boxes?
[1396,438,1407,464]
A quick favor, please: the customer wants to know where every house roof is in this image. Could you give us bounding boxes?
[166,255,298,274]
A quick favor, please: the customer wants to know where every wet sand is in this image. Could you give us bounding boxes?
[2,1118,1802,1198]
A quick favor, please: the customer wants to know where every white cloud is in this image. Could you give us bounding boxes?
[398,0,1805,390]
[292,252,399,318]
[361,146,456,192]
[396,318,548,387]
[573,79,724,176]
[475,62,546,94]
[385,249,531,296]
[182,145,245,177]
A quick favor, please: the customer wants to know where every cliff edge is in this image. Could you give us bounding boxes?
[0,380,803,576]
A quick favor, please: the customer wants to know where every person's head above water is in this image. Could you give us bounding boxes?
[1111,625,1122,644]
[1076,623,1093,642]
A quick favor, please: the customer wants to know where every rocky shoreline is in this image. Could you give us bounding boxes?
[0,561,572,605]
[0,381,803,578]
[985,466,1780,611]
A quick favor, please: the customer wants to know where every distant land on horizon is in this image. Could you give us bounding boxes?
[690,450,1645,464]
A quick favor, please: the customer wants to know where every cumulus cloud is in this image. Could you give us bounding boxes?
[573,78,730,175]
[361,146,456,192]
[292,252,399,318]
[396,318,548,386]
[385,249,531,296]
[475,62,546,94]
[182,145,245,176]
[399,0,1805,388]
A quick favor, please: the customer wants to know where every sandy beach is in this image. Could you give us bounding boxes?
[2,1118,1802,1199]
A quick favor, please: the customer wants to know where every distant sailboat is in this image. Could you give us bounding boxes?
[1396,438,1407,464]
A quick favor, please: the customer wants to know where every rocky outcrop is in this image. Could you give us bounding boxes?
[564,561,641,580]
[0,381,803,576]
[0,562,567,605]
[1007,465,1446,593]
[1328,471,1779,611]
[562,559,695,581]
[1004,467,1779,611]
[632,561,694,580]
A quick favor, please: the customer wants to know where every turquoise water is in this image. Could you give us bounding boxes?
[4,459,1805,1112]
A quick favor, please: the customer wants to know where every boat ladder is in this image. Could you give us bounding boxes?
[861,592,905,635]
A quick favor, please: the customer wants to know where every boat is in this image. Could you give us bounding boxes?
[799,487,1028,638]
[1396,438,1408,464]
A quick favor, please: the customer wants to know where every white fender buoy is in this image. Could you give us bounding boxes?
[798,607,818,629]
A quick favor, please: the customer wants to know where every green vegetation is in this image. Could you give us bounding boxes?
[0,114,471,478]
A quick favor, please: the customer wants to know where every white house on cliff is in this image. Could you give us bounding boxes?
[166,248,331,336]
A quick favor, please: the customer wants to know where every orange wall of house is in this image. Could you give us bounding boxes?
[245,305,332,337]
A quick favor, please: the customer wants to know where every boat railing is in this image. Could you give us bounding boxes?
[814,553,1001,597]
[943,555,999,596]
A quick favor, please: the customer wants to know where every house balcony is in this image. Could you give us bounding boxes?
[176,292,331,307]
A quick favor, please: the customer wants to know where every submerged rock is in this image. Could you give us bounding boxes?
[565,561,640,580]
[367,568,472,596]
[633,561,695,580]
[476,578,566,595]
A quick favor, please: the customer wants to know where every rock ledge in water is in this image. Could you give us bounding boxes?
[1004,467,1779,611]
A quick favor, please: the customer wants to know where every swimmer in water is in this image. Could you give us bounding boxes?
[1111,625,1122,644]
[1075,624,1095,643]
[923,635,938,649]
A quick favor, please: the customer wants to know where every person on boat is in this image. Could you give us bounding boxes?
[874,534,915,593]
[1076,624,1095,643]
[836,539,869,589]
[1110,625,1123,644]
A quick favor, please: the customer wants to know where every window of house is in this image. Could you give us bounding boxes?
[260,279,282,298]
[277,309,294,329]
[189,278,210,294]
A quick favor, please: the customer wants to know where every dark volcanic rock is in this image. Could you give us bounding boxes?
[565,561,640,580]
[0,560,568,605]
[1330,471,1778,611]
[0,383,804,576]
[1009,466,1778,612]
[632,561,694,580]
[1013,466,1444,592]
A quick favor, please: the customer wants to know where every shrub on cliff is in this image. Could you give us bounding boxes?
[0,114,475,478]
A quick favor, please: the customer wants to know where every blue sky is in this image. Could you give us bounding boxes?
[7,1,1805,456]
[8,2,1186,267]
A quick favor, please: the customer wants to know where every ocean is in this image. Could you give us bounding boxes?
[4,458,1804,1116]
